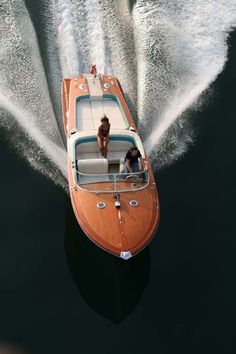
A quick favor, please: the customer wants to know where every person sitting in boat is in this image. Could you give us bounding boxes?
[125,146,143,174]
[97,115,110,158]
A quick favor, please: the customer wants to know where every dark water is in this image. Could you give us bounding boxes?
[0,17,236,354]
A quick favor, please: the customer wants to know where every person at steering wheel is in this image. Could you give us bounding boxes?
[124,146,143,173]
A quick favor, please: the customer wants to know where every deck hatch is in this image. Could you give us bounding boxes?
[97,202,106,209]
[129,200,139,207]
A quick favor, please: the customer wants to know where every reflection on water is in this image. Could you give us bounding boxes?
[64,198,150,323]
[0,343,30,354]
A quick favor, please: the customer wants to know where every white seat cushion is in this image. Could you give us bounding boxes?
[108,140,132,152]
[76,141,98,153]
[77,158,108,174]
[107,151,127,163]
[77,152,100,160]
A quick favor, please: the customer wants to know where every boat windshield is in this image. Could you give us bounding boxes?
[75,170,148,193]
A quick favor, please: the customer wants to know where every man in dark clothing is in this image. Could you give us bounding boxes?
[125,146,143,173]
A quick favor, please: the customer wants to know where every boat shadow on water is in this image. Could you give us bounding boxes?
[64,198,150,323]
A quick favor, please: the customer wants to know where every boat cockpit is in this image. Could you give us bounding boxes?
[71,132,148,193]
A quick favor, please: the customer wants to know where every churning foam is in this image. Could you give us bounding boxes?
[0,0,66,188]
[84,0,112,74]
[0,0,236,189]
[0,94,67,179]
[54,0,81,76]
[132,0,236,164]
[55,0,236,166]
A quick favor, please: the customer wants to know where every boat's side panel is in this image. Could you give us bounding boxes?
[61,76,88,136]
[61,79,72,135]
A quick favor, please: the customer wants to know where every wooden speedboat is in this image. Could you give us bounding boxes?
[61,67,160,259]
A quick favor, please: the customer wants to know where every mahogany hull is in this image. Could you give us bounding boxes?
[62,73,160,258]
[68,158,159,257]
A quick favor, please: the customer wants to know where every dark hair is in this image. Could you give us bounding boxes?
[130,146,138,152]
[101,115,109,123]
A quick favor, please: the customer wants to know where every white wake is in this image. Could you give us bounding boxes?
[0,0,236,189]
[133,0,236,164]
